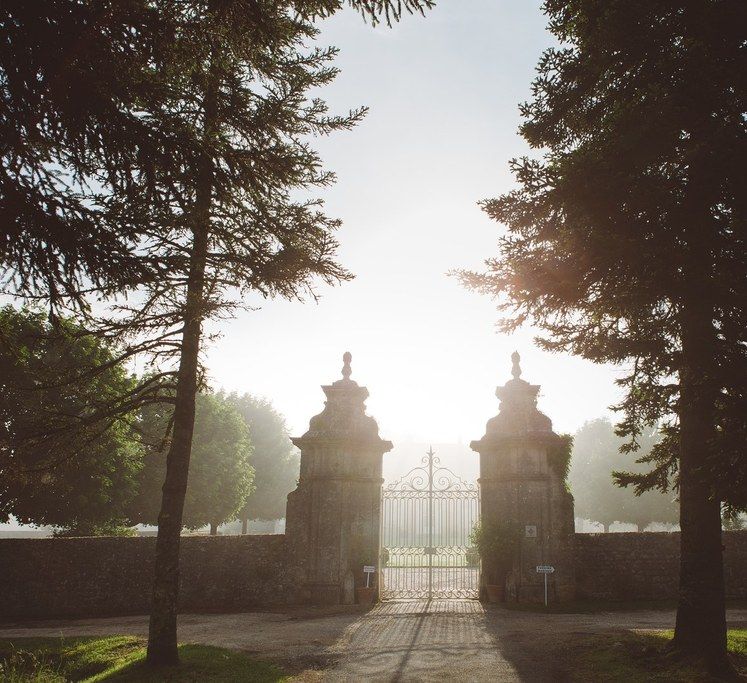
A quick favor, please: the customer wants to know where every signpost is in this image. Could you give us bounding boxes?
[536,565,555,607]
[363,565,376,589]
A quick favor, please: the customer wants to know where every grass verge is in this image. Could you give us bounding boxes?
[0,636,286,682]
[566,629,746,682]
[499,597,747,614]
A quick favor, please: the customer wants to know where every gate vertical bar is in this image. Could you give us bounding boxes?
[427,446,433,600]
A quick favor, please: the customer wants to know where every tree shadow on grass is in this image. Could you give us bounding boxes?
[0,636,287,683]
[99,643,286,682]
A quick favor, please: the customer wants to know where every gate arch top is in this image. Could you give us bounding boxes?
[384,450,478,495]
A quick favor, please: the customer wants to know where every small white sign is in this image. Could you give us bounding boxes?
[363,565,376,573]
[536,565,555,574]
[525,525,537,538]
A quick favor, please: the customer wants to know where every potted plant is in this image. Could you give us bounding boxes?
[469,520,521,603]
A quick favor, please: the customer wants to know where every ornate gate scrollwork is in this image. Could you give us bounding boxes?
[380,448,479,599]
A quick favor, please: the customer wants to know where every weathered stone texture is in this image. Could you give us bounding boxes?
[286,352,391,605]
[1,527,745,620]
[472,353,576,603]
[0,534,290,620]
[574,530,747,601]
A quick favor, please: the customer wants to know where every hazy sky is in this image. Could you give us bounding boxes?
[206,1,624,453]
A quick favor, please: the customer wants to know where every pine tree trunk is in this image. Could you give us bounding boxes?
[241,518,248,535]
[145,285,204,666]
[673,299,732,676]
[671,141,735,675]
[210,522,218,536]
[146,45,218,668]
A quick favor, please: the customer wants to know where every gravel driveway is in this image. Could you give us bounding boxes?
[2,601,745,681]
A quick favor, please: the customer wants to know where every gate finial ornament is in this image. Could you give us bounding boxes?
[511,350,521,380]
[342,351,352,380]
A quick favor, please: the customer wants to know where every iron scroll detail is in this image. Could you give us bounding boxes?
[383,449,477,495]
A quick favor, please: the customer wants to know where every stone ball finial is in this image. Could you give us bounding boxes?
[342,351,352,379]
[511,351,521,380]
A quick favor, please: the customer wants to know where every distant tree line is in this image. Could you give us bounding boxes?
[0,306,299,537]
[569,419,678,532]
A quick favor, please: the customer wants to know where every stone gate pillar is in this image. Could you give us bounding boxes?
[285,352,392,605]
[470,352,575,603]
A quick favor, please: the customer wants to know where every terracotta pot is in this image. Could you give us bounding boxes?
[486,584,504,603]
[356,587,377,605]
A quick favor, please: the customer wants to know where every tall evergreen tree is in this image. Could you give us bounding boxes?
[120,2,433,665]
[3,0,433,668]
[106,2,353,664]
[461,1,746,675]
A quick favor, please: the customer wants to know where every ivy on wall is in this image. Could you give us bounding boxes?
[549,434,574,493]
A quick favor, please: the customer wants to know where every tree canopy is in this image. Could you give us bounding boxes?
[0,306,142,535]
[0,2,178,306]
[129,392,253,533]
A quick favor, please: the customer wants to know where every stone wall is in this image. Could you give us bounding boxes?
[3,530,746,620]
[0,534,292,620]
[574,530,747,601]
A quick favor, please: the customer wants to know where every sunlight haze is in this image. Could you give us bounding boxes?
[205,1,622,459]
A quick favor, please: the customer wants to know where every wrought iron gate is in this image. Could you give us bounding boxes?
[380,448,479,599]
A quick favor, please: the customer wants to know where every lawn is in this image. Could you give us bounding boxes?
[0,636,286,682]
[568,629,747,682]
[499,597,747,615]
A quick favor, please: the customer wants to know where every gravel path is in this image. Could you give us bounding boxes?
[2,602,745,681]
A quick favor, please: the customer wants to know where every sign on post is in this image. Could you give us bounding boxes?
[363,565,376,588]
[536,565,555,607]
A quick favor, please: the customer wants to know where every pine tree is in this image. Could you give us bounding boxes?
[460,1,746,675]
[2,0,434,667]
[0,2,178,305]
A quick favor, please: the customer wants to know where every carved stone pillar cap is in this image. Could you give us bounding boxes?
[292,352,390,449]
[472,352,554,449]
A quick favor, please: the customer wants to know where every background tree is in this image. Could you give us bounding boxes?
[129,393,253,535]
[227,394,299,532]
[460,0,746,674]
[570,419,678,532]
[0,306,142,536]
